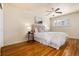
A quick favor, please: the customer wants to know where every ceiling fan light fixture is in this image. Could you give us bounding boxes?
[46,7,62,16]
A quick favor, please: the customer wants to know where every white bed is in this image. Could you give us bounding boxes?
[32,24,68,50]
[34,32,68,50]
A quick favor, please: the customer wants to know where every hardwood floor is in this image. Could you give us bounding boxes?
[1,39,79,56]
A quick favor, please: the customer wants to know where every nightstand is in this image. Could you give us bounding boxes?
[27,31,34,41]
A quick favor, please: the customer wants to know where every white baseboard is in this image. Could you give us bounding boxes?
[68,36,79,40]
[4,39,28,47]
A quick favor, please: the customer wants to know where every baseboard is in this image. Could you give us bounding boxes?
[68,37,79,40]
[3,40,28,48]
[4,39,28,47]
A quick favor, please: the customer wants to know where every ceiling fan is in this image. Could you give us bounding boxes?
[46,8,62,16]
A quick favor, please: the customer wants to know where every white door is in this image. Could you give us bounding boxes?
[0,9,3,48]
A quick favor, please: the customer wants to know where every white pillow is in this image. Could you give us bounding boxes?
[36,24,46,32]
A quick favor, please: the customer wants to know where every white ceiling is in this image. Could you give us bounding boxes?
[50,3,79,16]
[4,3,79,17]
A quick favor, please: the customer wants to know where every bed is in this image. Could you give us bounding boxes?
[34,32,68,50]
[32,24,68,50]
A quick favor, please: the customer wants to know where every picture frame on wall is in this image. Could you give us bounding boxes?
[53,19,70,27]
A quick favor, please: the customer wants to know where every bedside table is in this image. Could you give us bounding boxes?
[27,31,34,41]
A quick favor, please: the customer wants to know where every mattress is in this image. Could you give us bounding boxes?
[34,32,68,49]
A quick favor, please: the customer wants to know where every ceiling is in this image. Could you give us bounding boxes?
[4,3,79,17]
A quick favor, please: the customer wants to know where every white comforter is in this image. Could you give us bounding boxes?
[34,32,68,50]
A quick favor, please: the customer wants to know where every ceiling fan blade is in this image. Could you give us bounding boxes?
[55,8,60,12]
[56,12,62,13]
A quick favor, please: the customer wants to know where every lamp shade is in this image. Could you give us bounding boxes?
[25,24,31,32]
[27,26,31,31]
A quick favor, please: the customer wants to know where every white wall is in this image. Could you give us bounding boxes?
[0,9,3,48]
[3,4,35,46]
[50,11,79,39]
[3,4,50,46]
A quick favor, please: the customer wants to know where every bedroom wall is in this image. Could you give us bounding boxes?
[3,4,35,46]
[50,11,79,39]
[3,4,50,46]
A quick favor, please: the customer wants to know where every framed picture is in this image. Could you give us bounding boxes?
[53,19,70,27]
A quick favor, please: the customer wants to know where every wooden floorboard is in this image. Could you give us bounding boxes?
[1,39,79,56]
